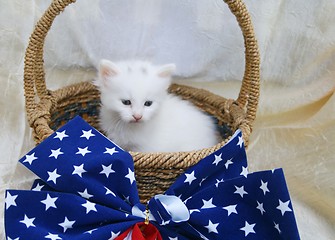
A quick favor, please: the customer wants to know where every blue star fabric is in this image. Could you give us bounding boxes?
[5,116,300,239]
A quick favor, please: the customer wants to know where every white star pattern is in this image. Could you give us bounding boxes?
[76,147,91,156]
[23,152,38,165]
[240,221,256,236]
[78,188,94,199]
[54,130,69,141]
[100,164,115,178]
[189,209,201,215]
[82,201,97,214]
[41,194,58,211]
[109,231,121,239]
[274,222,281,234]
[123,194,130,202]
[81,129,95,140]
[59,217,76,233]
[105,187,116,197]
[161,220,170,225]
[7,237,19,240]
[5,192,18,210]
[85,228,97,234]
[201,198,216,209]
[277,199,292,216]
[223,204,238,216]
[256,201,265,215]
[212,153,223,166]
[260,180,270,195]
[125,168,136,184]
[169,237,178,240]
[240,166,248,178]
[45,233,62,240]
[122,194,129,201]
[234,185,248,198]
[20,215,36,228]
[215,178,224,187]
[199,177,207,186]
[224,158,233,169]
[184,196,192,204]
[104,147,118,156]
[237,136,244,148]
[49,148,64,159]
[184,171,196,185]
[47,169,61,184]
[72,164,87,177]
[205,220,219,234]
[32,183,44,191]
[78,188,93,199]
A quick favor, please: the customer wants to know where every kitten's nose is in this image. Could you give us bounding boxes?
[132,114,142,122]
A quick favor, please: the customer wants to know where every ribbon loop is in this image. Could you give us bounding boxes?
[148,194,190,225]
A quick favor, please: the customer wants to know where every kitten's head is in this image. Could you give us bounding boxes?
[95,60,176,123]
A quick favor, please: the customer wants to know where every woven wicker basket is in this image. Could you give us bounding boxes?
[24,0,260,202]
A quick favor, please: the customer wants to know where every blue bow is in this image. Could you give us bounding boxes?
[5,116,300,239]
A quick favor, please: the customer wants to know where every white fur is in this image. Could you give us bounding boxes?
[95,60,219,152]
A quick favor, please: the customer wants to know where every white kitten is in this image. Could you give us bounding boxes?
[95,60,219,152]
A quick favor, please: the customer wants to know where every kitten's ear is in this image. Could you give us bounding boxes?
[157,64,176,78]
[97,60,120,86]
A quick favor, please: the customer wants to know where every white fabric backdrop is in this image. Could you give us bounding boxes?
[0,0,334,239]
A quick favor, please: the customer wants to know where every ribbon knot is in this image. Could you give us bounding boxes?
[131,194,189,226]
[4,116,300,239]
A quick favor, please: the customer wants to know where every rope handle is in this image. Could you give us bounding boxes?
[24,0,260,138]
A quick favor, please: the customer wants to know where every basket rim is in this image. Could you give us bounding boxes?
[46,81,248,169]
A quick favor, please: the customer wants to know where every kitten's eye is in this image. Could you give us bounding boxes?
[121,99,132,106]
[144,101,153,107]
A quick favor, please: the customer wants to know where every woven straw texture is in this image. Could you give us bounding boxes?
[24,0,260,202]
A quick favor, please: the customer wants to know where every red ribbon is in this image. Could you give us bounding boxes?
[115,222,162,240]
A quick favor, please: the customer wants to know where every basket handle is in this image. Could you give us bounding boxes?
[24,0,76,134]
[226,0,260,131]
[24,0,260,139]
